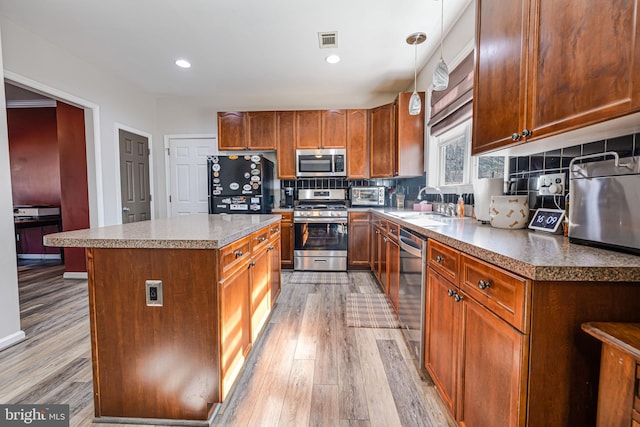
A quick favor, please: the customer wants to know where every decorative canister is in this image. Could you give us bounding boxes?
[489,195,529,229]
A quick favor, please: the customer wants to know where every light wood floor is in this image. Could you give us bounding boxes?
[1,262,455,427]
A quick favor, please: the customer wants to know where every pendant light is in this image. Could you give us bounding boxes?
[406,32,426,116]
[433,0,449,91]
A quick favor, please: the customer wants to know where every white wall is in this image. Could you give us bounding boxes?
[0,25,24,351]
[0,17,157,227]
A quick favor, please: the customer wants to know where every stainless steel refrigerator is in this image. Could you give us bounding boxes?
[207,154,274,214]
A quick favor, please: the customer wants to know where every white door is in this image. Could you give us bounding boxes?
[167,137,216,217]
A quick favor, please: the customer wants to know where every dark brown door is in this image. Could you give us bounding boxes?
[459,296,526,427]
[347,109,368,178]
[119,129,151,223]
[276,111,296,179]
[472,0,529,154]
[425,268,460,416]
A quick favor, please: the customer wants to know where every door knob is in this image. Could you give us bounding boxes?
[122,207,130,212]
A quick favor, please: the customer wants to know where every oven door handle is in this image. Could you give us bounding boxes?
[294,218,347,224]
[399,237,424,258]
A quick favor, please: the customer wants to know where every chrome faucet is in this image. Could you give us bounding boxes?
[417,186,444,204]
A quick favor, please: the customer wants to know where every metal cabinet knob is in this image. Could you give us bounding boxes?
[435,255,444,263]
[234,251,243,257]
[256,237,266,242]
[268,245,274,250]
[447,289,455,297]
[511,132,521,141]
[383,237,387,242]
[249,261,256,267]
[478,280,491,290]
[454,294,464,302]
[521,129,532,137]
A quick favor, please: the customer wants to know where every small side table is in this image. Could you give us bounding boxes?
[582,322,640,427]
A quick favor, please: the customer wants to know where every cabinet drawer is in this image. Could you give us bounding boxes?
[386,221,400,242]
[269,221,281,239]
[219,235,251,276]
[428,239,460,285]
[460,254,529,333]
[251,226,270,252]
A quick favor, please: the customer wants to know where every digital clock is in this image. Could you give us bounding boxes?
[528,208,565,233]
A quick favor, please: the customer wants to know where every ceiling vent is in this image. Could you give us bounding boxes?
[318,32,338,48]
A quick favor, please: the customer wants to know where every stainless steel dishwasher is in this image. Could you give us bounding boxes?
[398,227,427,374]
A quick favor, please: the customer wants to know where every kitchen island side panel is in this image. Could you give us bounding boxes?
[87,247,220,421]
[527,280,640,427]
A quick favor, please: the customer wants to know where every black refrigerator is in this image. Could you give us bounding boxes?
[207,154,274,214]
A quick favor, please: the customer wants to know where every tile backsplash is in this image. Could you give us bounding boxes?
[507,132,640,210]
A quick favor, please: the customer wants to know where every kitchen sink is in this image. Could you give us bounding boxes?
[405,216,446,228]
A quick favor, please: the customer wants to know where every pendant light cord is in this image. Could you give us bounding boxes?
[414,39,418,92]
[439,0,444,60]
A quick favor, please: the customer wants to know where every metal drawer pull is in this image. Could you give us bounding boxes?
[249,261,256,267]
[447,289,455,297]
[478,280,491,290]
[435,255,444,263]
[255,236,266,242]
[454,294,464,302]
[234,251,243,257]
[268,245,274,250]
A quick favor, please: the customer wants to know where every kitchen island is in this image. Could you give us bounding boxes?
[44,213,282,426]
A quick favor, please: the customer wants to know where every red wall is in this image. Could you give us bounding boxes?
[56,101,90,273]
[8,108,61,205]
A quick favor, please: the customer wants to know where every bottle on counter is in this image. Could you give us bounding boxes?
[457,194,465,217]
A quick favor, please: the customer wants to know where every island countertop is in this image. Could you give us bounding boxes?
[43,213,282,249]
[371,209,640,282]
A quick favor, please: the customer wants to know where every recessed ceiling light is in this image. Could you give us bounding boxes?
[175,59,191,69]
[325,54,340,64]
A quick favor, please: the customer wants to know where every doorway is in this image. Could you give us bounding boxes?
[118,129,151,223]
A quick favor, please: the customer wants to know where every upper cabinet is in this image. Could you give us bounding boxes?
[218,111,276,151]
[276,111,296,179]
[473,0,640,154]
[370,92,425,178]
[321,110,347,148]
[218,112,247,150]
[295,110,322,149]
[346,109,368,179]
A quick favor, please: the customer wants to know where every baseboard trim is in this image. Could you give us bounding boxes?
[0,330,26,352]
[93,406,218,426]
[63,272,88,280]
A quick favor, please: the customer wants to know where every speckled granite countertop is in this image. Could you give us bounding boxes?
[371,209,640,282]
[43,214,281,250]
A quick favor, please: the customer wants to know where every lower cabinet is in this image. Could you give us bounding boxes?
[274,211,293,269]
[387,234,400,313]
[219,262,251,400]
[268,232,281,306]
[348,212,371,269]
[249,244,270,342]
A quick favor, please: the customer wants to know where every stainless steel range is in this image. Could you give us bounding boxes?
[294,189,348,271]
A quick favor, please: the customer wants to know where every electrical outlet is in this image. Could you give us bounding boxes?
[537,173,565,196]
[145,280,163,306]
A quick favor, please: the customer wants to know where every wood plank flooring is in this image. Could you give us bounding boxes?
[0,262,455,427]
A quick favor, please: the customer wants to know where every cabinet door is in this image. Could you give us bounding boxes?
[218,112,247,150]
[369,103,395,177]
[219,263,251,400]
[395,92,425,177]
[425,268,460,415]
[348,212,371,268]
[347,109,368,178]
[458,296,527,427]
[276,111,296,179]
[472,0,529,154]
[387,238,400,314]
[322,109,347,148]
[378,230,388,293]
[371,221,379,272]
[295,110,322,149]
[277,212,294,268]
[268,235,281,306]
[526,0,640,141]
[247,111,276,150]
[250,246,270,342]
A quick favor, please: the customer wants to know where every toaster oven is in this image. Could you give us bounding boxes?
[350,187,386,206]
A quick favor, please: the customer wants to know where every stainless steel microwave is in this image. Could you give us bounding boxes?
[296,149,346,177]
[351,186,386,206]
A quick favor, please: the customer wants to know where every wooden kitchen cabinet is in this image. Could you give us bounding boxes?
[218,258,251,400]
[473,0,640,154]
[268,223,281,306]
[249,243,270,342]
[274,210,293,269]
[218,111,247,150]
[346,109,368,178]
[348,212,370,269]
[387,231,400,314]
[246,111,276,150]
[321,109,347,148]
[369,93,425,178]
[276,111,296,179]
[369,103,395,178]
[295,110,322,149]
